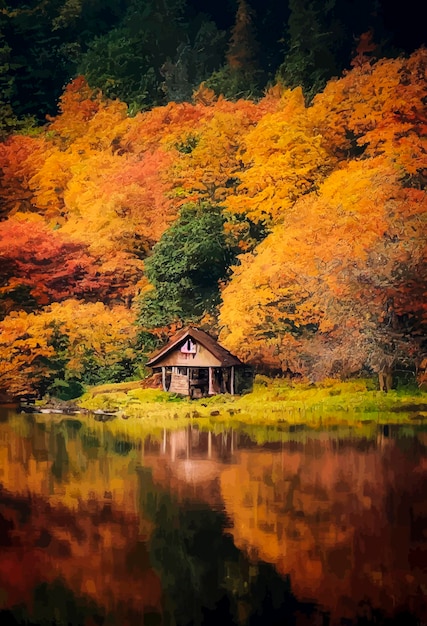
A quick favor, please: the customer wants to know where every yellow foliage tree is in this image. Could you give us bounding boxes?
[219,156,427,380]
[226,87,336,225]
[0,300,138,396]
[171,98,263,203]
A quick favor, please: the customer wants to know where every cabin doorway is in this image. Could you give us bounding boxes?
[189,368,209,398]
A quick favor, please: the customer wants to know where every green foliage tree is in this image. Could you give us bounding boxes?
[78,28,162,112]
[138,202,237,329]
[77,0,187,112]
[277,0,388,103]
[0,0,127,122]
[0,30,17,138]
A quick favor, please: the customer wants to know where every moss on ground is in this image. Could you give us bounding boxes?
[73,377,427,433]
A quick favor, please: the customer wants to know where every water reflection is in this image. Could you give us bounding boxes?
[0,410,426,625]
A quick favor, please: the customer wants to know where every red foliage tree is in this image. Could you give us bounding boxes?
[0,217,124,314]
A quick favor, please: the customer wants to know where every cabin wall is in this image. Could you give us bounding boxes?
[154,343,221,368]
[169,372,190,395]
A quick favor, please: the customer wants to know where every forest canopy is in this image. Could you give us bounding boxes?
[0,1,426,398]
[0,0,425,128]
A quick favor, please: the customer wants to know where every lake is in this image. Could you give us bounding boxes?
[0,408,426,626]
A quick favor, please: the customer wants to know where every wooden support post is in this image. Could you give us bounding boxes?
[161,367,166,391]
[230,366,235,395]
[208,367,215,395]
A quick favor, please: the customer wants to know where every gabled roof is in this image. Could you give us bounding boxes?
[146,326,244,367]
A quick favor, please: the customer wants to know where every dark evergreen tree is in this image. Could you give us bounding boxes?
[78,0,188,111]
[204,0,265,100]
[276,0,343,103]
[0,0,125,123]
[277,0,388,103]
[160,17,226,102]
[0,27,17,138]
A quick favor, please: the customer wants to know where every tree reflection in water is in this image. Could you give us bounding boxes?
[0,413,426,625]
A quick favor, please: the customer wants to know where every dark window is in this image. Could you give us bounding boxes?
[181,339,196,354]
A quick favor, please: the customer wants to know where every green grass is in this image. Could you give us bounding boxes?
[73,376,427,433]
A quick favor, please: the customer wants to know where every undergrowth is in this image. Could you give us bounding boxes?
[74,376,427,429]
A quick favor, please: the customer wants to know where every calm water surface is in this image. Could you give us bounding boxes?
[0,408,426,626]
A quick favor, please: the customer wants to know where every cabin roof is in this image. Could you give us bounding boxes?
[146,326,244,367]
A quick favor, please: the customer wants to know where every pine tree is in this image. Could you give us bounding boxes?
[277,0,342,103]
[204,0,264,100]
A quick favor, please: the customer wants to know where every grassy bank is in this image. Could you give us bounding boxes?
[73,377,427,432]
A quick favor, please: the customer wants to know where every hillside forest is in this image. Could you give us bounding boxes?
[0,2,426,399]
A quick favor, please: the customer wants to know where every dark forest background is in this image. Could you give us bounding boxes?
[1,0,425,131]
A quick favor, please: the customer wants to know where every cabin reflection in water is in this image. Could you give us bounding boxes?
[1,414,427,626]
[146,327,253,398]
[145,427,427,625]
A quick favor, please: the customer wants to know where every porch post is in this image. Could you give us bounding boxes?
[230,366,235,395]
[208,367,215,395]
[161,367,166,391]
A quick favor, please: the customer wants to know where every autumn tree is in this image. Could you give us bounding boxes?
[45,76,103,145]
[226,87,336,226]
[0,300,139,398]
[138,202,238,332]
[219,157,427,384]
[60,147,176,258]
[0,216,126,316]
[0,134,48,218]
[172,97,262,204]
[310,48,427,173]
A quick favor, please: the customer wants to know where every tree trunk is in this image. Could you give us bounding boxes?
[378,366,393,393]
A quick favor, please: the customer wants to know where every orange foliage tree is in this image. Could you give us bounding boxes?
[61,147,176,259]
[0,134,48,218]
[219,157,427,381]
[45,76,103,146]
[226,87,336,225]
[28,82,131,224]
[171,97,263,203]
[310,47,427,184]
[0,300,138,397]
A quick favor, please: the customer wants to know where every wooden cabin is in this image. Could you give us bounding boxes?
[146,327,253,398]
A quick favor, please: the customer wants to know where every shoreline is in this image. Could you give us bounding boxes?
[5,378,426,432]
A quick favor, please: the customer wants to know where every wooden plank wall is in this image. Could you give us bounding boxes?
[169,373,189,395]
